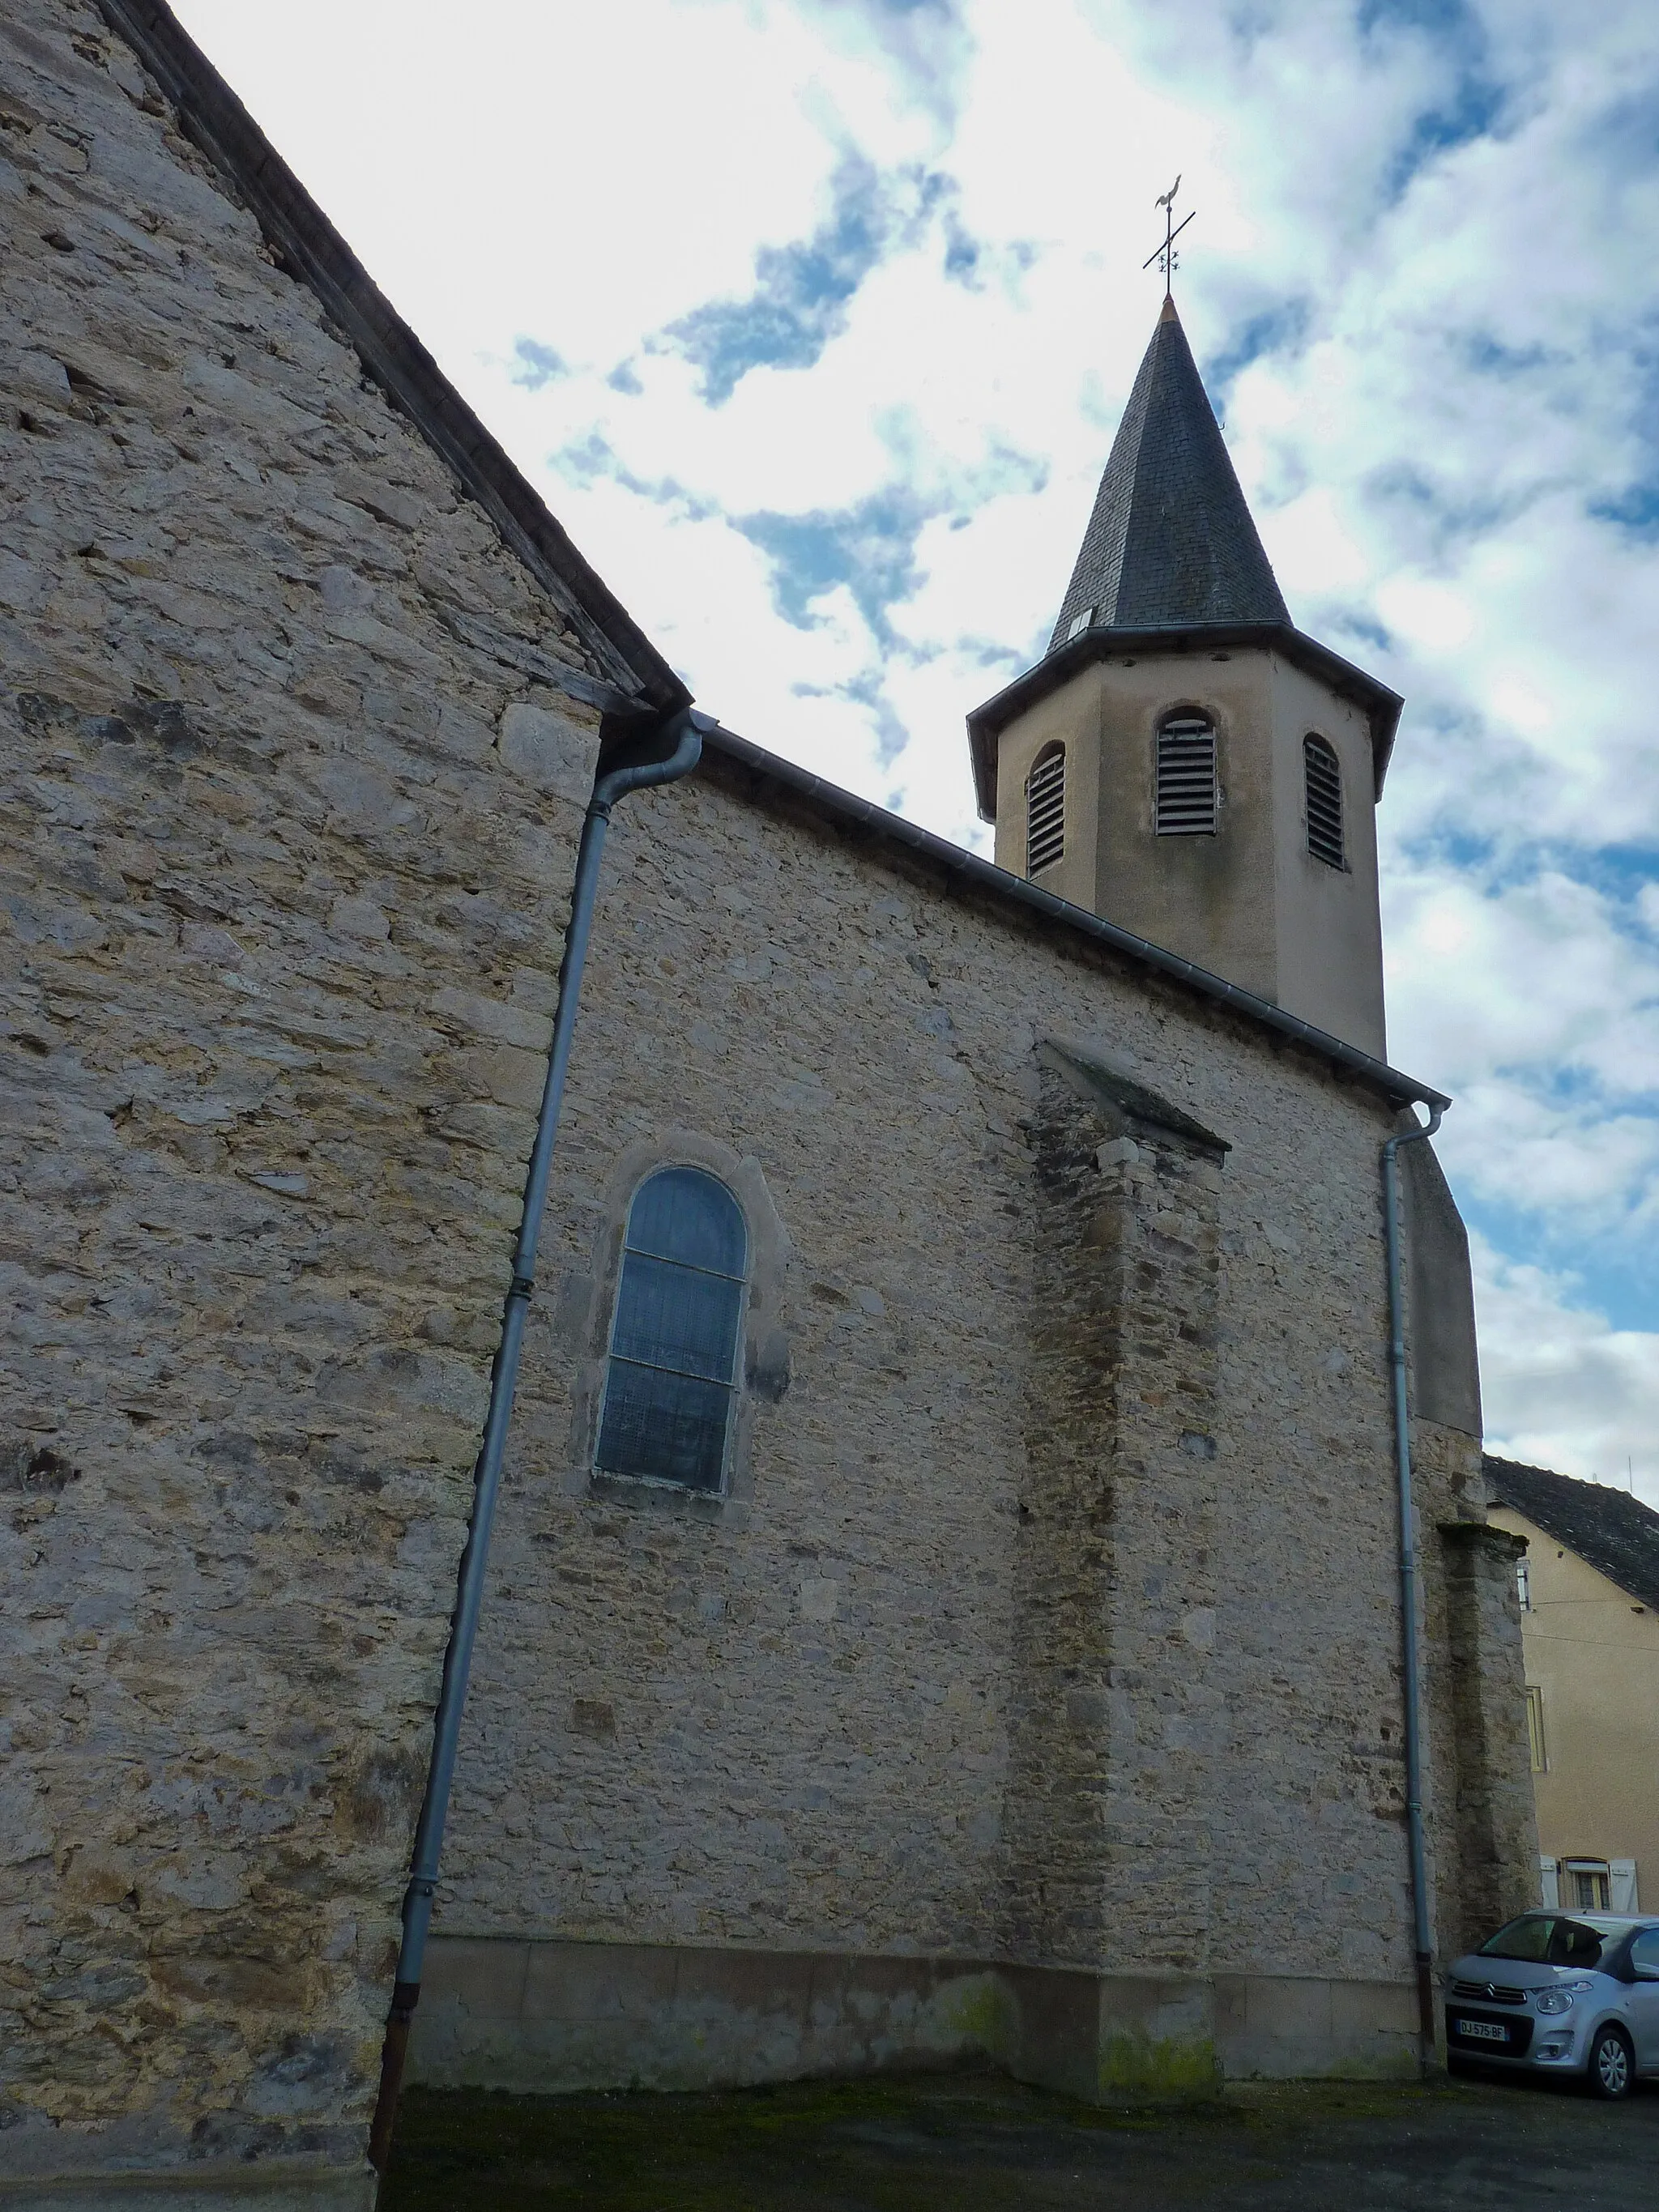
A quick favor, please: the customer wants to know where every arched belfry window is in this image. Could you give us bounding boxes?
[596,1166,748,1493]
[1303,734,1345,869]
[1154,712,1218,835]
[1026,744,1065,876]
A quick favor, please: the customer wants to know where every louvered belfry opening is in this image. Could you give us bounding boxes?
[1303,734,1345,868]
[1154,714,1218,835]
[1026,744,1065,875]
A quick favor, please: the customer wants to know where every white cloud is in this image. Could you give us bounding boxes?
[1475,1237,1659,1510]
[171,0,1659,1489]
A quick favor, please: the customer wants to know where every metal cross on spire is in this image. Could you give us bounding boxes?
[1142,175,1194,299]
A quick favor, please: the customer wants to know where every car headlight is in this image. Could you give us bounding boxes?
[1535,1980,1594,2015]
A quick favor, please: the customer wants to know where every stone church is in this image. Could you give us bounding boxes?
[1,2,1537,2203]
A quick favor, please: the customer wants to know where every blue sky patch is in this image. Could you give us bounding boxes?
[736,490,934,645]
[664,156,953,403]
[510,338,567,390]
[1202,299,1311,410]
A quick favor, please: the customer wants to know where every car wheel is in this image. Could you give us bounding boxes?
[1587,2024,1635,2100]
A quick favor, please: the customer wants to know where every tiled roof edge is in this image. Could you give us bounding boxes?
[699,723,1449,1112]
[1485,1453,1659,1615]
[94,0,690,719]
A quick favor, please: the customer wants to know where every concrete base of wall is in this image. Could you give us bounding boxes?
[407,1936,1422,2099]
[0,2162,374,2211]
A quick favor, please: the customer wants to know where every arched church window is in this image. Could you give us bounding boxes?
[1026,744,1066,876]
[596,1166,748,1493]
[1154,713,1218,835]
[1303,734,1345,868]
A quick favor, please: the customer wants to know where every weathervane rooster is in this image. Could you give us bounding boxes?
[1144,175,1194,297]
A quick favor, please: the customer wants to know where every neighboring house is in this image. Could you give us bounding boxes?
[1,2,1537,2202]
[1486,1456,1659,1919]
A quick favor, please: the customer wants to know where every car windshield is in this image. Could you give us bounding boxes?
[1478,1914,1622,1967]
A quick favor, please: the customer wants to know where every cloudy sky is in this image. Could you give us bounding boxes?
[174,0,1659,1502]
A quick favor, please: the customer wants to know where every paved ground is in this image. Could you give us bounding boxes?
[379,2068,1659,2210]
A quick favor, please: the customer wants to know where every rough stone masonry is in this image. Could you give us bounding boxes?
[0,0,1537,2202]
[0,1,668,2197]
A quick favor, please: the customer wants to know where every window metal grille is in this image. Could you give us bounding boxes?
[1303,733,1345,868]
[596,1166,746,1493]
[1154,715,1217,835]
[1026,745,1065,875]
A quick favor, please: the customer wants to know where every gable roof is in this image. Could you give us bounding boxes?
[92,1,1452,1123]
[1486,1455,1659,1613]
[1051,297,1289,650]
[96,0,689,727]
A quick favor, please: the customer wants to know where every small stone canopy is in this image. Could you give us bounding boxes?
[1049,296,1289,650]
[1486,1455,1659,1613]
[1038,1038,1230,1160]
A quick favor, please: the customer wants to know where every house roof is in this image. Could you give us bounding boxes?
[1051,297,1289,649]
[1486,1455,1659,1613]
[96,0,690,726]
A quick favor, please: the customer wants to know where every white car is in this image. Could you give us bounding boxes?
[1444,1911,1659,2097]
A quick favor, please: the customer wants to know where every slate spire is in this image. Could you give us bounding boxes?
[1049,297,1289,651]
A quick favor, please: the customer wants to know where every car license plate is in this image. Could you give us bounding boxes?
[1453,2018,1509,2044]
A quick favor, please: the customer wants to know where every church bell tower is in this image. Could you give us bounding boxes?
[966,296,1400,1060]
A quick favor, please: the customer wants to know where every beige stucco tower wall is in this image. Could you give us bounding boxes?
[968,296,1401,1063]
[987,645,1388,1057]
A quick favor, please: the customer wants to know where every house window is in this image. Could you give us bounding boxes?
[1516,1557,1532,1610]
[1303,734,1345,868]
[595,1166,748,1494]
[1565,1860,1611,1912]
[1155,714,1218,835]
[1026,744,1066,876]
[1525,1686,1547,1774]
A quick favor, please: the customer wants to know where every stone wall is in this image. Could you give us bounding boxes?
[0,1,611,2189]
[433,744,1443,2018]
[0,0,1542,2180]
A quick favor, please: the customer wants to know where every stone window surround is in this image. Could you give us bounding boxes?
[564,1129,791,1524]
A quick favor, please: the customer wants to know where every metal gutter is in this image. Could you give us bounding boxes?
[367,709,710,2177]
[700,723,1450,1115]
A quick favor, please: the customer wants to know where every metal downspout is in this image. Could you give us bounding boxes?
[368,707,708,2176]
[1381,1100,1446,2061]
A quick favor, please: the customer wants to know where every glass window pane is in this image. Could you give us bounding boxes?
[597,1362,731,1490]
[1479,1916,1555,1960]
[612,1252,743,1381]
[627,1167,746,1276]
